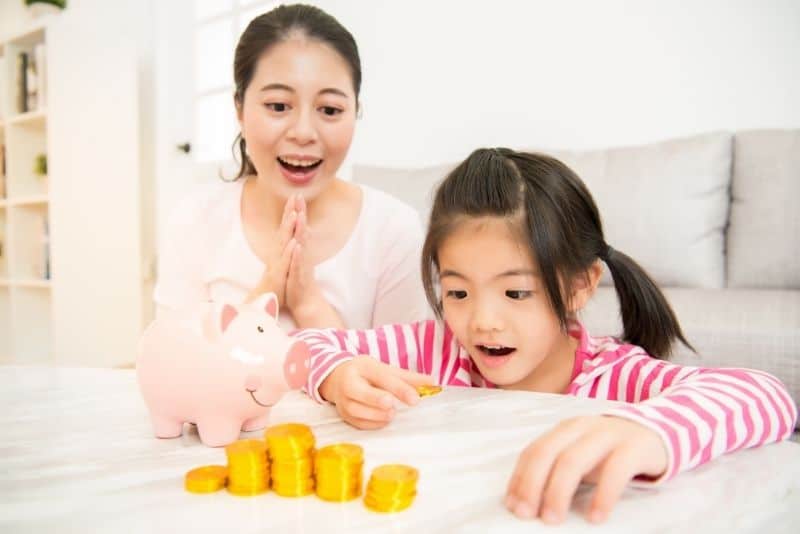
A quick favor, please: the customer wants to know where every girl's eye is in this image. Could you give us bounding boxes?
[505,290,532,300]
[446,290,468,300]
[257,326,264,333]
[265,103,288,112]
[320,106,342,116]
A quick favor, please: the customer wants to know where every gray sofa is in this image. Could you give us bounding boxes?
[353,130,800,419]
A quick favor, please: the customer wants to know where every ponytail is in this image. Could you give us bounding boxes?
[603,245,694,359]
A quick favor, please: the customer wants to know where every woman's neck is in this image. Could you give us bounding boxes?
[243,174,343,229]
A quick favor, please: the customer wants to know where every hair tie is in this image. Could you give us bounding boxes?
[600,244,614,262]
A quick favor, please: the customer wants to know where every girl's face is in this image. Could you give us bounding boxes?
[438,217,577,390]
[237,36,357,201]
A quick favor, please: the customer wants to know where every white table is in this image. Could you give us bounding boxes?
[1,366,799,533]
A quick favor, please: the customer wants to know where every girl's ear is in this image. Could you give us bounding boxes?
[568,260,603,312]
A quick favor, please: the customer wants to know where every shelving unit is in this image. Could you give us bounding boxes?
[0,22,51,363]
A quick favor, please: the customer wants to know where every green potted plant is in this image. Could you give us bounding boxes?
[24,0,66,18]
[34,153,47,178]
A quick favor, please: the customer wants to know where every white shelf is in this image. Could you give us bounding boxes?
[1,22,51,363]
[8,195,48,206]
[8,108,46,127]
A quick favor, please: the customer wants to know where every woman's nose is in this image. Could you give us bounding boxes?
[287,108,318,145]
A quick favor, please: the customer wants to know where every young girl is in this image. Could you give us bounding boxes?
[154,4,427,330]
[294,148,797,524]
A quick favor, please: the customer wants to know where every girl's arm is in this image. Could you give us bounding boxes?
[293,319,466,403]
[587,350,798,482]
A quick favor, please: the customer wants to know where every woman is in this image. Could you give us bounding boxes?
[154,4,427,329]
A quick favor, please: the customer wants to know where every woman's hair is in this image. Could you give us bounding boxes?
[421,148,693,359]
[230,3,361,180]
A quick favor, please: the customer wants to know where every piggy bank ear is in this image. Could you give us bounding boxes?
[220,304,238,333]
[252,292,279,320]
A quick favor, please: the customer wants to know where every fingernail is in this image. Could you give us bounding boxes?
[385,408,395,420]
[407,393,419,405]
[513,502,534,519]
[379,396,392,408]
[589,508,605,523]
[541,508,559,523]
[505,495,517,510]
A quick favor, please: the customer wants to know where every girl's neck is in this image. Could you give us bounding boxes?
[502,333,578,395]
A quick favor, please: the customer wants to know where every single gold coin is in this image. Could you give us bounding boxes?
[184,465,228,493]
[370,464,419,483]
[316,443,364,462]
[416,384,442,397]
[225,438,267,456]
[265,423,315,458]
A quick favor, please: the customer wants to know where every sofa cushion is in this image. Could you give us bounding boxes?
[542,132,731,288]
[353,163,455,226]
[728,129,800,289]
[354,132,732,288]
[580,286,800,421]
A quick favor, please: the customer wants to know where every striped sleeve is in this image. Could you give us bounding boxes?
[593,350,798,483]
[292,320,462,403]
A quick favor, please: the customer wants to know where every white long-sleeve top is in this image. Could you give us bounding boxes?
[154,179,429,330]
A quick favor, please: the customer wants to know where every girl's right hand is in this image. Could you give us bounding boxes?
[319,356,434,430]
[247,195,298,305]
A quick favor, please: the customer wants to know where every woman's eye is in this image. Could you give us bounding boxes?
[257,326,264,333]
[265,103,288,112]
[506,290,532,300]
[320,106,342,116]
[446,290,468,300]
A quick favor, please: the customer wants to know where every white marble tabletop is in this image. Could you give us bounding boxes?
[1,365,799,533]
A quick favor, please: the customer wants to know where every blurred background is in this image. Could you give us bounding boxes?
[0,0,797,367]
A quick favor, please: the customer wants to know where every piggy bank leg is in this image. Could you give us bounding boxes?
[150,414,184,439]
[196,418,243,447]
[241,411,271,432]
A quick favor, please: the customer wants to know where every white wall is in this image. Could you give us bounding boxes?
[313,0,800,167]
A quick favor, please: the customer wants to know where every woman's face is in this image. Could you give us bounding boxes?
[237,36,357,201]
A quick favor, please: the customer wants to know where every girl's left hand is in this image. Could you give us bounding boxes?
[504,415,667,525]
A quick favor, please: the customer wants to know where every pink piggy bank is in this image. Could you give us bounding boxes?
[136,293,310,447]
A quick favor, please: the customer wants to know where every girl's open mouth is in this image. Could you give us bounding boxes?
[476,345,516,369]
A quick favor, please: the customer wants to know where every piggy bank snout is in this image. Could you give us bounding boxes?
[283,341,311,390]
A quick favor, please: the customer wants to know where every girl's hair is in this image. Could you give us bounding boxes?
[230,3,361,180]
[421,148,693,359]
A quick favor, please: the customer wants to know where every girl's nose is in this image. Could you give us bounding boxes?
[469,305,504,333]
[287,108,318,145]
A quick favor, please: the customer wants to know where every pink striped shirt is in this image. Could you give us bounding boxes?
[294,320,798,482]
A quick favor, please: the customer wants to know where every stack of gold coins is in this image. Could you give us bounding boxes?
[184,465,228,494]
[416,384,442,398]
[265,423,315,497]
[363,464,419,513]
[314,443,364,502]
[225,439,270,496]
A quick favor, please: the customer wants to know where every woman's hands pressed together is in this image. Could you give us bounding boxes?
[505,415,668,524]
[247,194,344,328]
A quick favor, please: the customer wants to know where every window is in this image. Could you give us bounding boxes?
[192,0,278,163]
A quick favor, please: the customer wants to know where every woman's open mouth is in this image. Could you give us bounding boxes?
[277,156,323,185]
[476,344,516,369]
